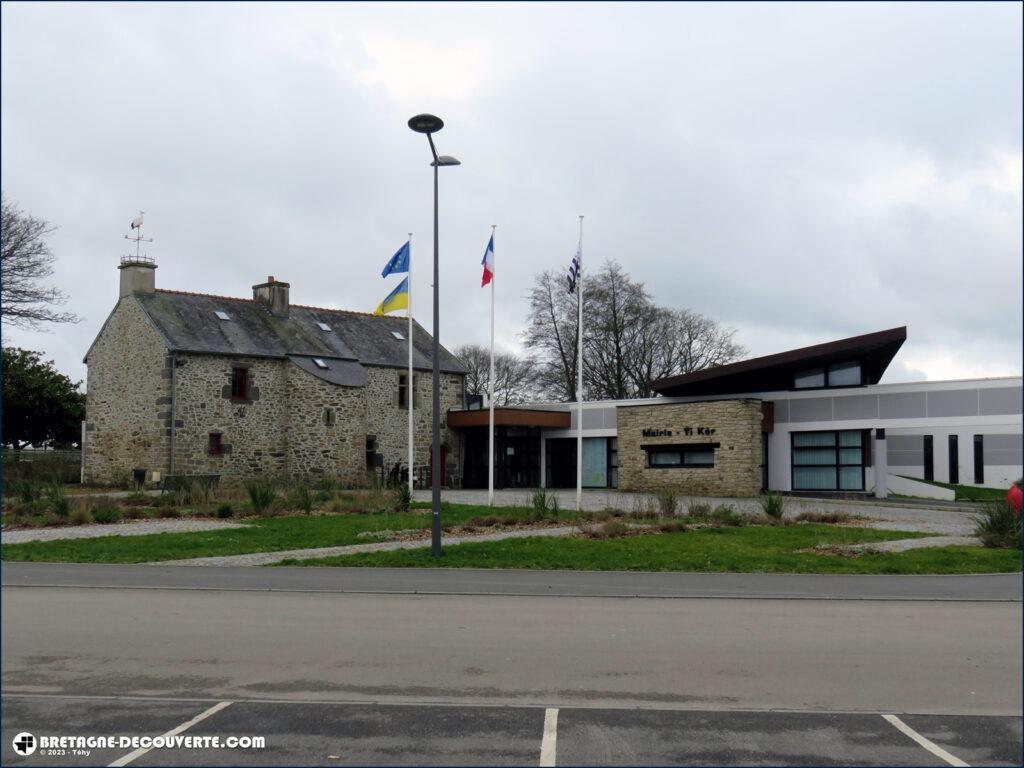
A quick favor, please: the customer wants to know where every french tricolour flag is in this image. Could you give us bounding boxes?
[480,235,495,287]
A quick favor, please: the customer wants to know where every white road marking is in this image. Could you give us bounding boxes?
[882,714,970,767]
[539,707,558,767]
[108,700,232,767]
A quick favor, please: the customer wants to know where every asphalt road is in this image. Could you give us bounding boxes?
[2,695,1021,766]
[3,567,1021,765]
[3,562,1021,601]
[3,583,1021,714]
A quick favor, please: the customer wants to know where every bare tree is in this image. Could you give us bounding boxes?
[453,344,537,406]
[523,260,746,401]
[522,270,585,401]
[1,196,78,329]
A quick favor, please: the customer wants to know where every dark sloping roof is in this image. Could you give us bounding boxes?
[131,290,466,374]
[288,356,369,387]
[651,326,907,397]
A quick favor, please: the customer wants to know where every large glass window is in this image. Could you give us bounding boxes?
[792,430,865,490]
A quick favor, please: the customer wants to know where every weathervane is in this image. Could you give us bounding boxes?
[124,210,153,261]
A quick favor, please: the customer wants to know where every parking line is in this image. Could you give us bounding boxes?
[882,714,970,767]
[539,707,558,767]
[108,700,232,767]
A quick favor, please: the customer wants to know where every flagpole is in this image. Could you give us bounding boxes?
[407,233,414,498]
[576,215,584,512]
[487,225,496,506]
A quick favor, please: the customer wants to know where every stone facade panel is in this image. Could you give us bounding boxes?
[617,399,763,496]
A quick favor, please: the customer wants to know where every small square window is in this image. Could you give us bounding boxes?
[215,310,231,321]
[317,322,331,331]
[391,330,405,340]
[313,358,329,369]
[208,433,223,456]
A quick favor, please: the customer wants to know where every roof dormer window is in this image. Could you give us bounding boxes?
[317,322,331,331]
[391,330,405,340]
[313,358,329,369]
[215,310,231,321]
[794,361,863,389]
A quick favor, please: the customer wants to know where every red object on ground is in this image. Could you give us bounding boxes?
[1007,484,1023,515]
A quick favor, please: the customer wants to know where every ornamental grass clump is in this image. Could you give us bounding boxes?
[654,488,681,517]
[974,501,1022,549]
[759,491,785,521]
[44,483,71,518]
[246,479,278,516]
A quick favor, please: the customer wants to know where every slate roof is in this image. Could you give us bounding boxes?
[122,290,465,376]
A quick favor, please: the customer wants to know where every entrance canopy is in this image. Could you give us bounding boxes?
[447,408,570,429]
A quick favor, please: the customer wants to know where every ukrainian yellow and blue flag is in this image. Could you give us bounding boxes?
[373,277,409,316]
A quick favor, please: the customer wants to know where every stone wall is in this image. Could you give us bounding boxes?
[172,353,290,478]
[364,366,464,480]
[617,399,762,496]
[85,300,466,485]
[83,298,171,485]
[285,363,366,484]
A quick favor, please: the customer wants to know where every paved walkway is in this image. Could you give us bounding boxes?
[420,489,980,536]
[1,518,246,545]
[158,525,580,567]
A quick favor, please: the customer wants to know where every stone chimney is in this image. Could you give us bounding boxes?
[118,257,157,298]
[252,275,290,317]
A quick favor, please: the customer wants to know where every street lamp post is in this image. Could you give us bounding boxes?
[408,113,460,557]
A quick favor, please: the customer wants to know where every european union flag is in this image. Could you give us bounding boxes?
[381,241,410,277]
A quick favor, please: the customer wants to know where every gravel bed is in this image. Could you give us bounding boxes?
[2,518,248,544]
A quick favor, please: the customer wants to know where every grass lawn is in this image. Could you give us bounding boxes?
[279,525,1022,575]
[896,476,1010,502]
[0,503,548,564]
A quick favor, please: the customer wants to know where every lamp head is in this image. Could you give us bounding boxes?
[408,114,444,134]
[432,155,461,167]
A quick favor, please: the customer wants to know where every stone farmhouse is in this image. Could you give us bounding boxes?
[83,258,466,486]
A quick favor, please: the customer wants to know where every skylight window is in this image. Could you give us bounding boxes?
[317,322,331,331]
[313,358,329,369]
[215,311,231,321]
[391,331,405,340]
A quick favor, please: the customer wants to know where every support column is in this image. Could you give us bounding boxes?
[874,428,888,499]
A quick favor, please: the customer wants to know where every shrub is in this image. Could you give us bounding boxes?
[69,505,92,525]
[246,480,277,515]
[8,478,43,504]
[529,488,561,520]
[974,501,1022,549]
[710,504,746,527]
[40,512,67,527]
[630,495,659,520]
[215,502,234,519]
[586,519,628,539]
[658,519,689,533]
[686,501,713,519]
[155,506,180,519]
[759,491,785,520]
[122,492,152,507]
[654,488,680,517]
[122,506,148,520]
[91,505,123,524]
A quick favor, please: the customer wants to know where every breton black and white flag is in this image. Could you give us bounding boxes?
[567,246,582,294]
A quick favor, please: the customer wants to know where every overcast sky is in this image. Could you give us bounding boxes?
[2,2,1021,388]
